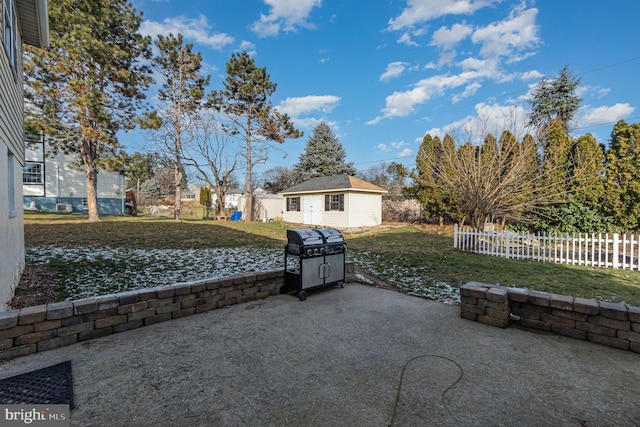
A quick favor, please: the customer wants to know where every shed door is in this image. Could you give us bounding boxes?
[303,196,322,225]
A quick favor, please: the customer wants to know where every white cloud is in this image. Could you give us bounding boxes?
[377,143,391,152]
[380,62,409,81]
[388,0,500,31]
[277,95,341,116]
[368,69,493,124]
[520,70,543,80]
[140,16,234,50]
[399,148,415,157]
[391,140,407,149]
[471,7,540,62]
[251,0,322,37]
[431,23,473,50]
[397,32,420,46]
[452,82,481,103]
[576,103,635,128]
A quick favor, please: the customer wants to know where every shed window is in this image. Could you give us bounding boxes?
[324,194,344,211]
[286,197,300,212]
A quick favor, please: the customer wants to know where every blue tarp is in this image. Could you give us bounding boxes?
[230,211,242,221]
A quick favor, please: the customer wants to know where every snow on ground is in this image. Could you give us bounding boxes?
[26,245,460,304]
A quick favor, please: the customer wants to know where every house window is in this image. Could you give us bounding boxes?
[81,198,88,210]
[286,197,300,212]
[23,162,43,184]
[3,0,18,74]
[324,194,344,211]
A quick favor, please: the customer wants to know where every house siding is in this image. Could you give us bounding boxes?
[0,0,25,309]
[23,140,126,214]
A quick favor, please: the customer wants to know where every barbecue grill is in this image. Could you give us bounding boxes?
[282,228,347,301]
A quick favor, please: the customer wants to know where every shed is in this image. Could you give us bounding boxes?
[280,174,387,228]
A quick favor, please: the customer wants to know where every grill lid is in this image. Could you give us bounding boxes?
[287,229,324,247]
[313,228,345,244]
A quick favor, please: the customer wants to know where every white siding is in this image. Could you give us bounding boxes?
[24,140,125,199]
[0,0,24,309]
[281,191,383,228]
[346,192,382,227]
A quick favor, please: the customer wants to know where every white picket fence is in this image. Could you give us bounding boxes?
[453,224,640,270]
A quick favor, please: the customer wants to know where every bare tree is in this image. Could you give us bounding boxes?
[184,111,239,216]
[425,132,566,229]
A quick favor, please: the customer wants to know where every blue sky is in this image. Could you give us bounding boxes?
[125,0,640,178]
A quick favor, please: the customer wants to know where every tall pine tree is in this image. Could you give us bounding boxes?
[24,0,152,222]
[140,33,210,221]
[208,51,302,221]
[292,122,355,183]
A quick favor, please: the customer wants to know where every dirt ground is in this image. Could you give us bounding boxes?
[10,266,60,309]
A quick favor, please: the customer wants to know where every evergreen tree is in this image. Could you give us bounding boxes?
[208,51,302,221]
[414,134,448,225]
[527,65,582,147]
[140,33,210,221]
[292,122,355,183]
[24,0,152,222]
[571,133,606,208]
[605,121,640,230]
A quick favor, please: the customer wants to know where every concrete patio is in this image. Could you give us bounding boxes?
[1,283,639,426]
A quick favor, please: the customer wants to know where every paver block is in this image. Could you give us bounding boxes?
[549,294,574,311]
[0,311,18,329]
[57,322,94,337]
[528,291,550,307]
[460,311,477,321]
[113,320,144,333]
[587,333,630,351]
[47,302,74,320]
[73,298,98,315]
[14,330,57,346]
[34,319,61,332]
[576,321,616,337]
[18,305,47,324]
[599,301,628,321]
[540,313,576,329]
[617,330,640,343]
[626,304,640,323]
[478,314,508,328]
[552,325,587,340]
[486,287,508,303]
[79,327,113,341]
[118,291,140,305]
[0,324,34,340]
[0,344,36,361]
[589,315,630,332]
[518,318,551,332]
[37,334,77,352]
[507,287,529,302]
[574,298,600,315]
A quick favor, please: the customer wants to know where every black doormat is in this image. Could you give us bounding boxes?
[0,361,74,409]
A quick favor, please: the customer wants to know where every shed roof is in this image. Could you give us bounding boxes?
[280,174,387,195]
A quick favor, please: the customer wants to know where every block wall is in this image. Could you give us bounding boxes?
[460,282,640,354]
[0,262,355,361]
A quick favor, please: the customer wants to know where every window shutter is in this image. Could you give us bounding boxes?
[339,194,344,211]
[325,195,330,211]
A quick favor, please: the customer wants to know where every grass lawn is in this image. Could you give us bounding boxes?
[18,212,640,307]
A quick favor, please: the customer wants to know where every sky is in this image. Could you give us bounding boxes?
[123,0,640,180]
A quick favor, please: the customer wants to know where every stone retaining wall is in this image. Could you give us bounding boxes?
[460,282,640,354]
[0,262,355,361]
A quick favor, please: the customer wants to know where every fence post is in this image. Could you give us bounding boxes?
[453,223,459,249]
[613,233,619,269]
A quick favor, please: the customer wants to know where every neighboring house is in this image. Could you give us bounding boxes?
[182,184,245,211]
[280,174,387,228]
[23,137,126,215]
[1,0,49,309]
[238,191,284,221]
